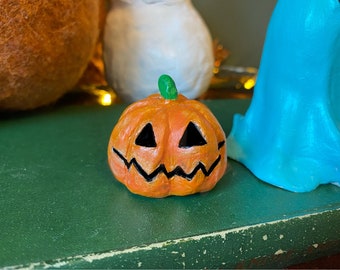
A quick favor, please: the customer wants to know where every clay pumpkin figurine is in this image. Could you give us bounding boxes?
[108,75,227,198]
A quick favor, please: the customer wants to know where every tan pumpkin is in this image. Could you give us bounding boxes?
[108,75,227,198]
[0,0,105,110]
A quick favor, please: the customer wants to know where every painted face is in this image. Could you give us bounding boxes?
[108,76,226,198]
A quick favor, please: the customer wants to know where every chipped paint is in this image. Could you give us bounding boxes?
[262,235,268,241]
[274,249,286,255]
[10,209,338,269]
[313,244,318,249]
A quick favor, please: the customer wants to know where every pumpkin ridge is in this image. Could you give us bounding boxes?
[112,147,223,182]
[107,75,227,197]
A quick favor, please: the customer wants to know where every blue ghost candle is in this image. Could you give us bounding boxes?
[227,0,340,192]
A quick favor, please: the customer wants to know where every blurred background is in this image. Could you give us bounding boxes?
[77,0,279,103]
[0,0,278,111]
[193,0,277,68]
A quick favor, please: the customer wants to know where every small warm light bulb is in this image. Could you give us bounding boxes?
[243,78,256,90]
[99,92,113,106]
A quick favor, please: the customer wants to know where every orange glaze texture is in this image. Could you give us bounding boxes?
[108,93,227,198]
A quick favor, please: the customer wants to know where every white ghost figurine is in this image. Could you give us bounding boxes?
[104,0,214,102]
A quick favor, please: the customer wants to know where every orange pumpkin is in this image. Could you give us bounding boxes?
[108,75,227,198]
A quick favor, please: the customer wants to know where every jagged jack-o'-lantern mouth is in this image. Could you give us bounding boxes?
[112,139,225,182]
[107,74,227,197]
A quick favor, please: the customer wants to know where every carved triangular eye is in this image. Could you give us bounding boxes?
[179,122,207,148]
[135,123,157,147]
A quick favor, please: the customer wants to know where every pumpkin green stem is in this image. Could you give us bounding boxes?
[158,74,178,100]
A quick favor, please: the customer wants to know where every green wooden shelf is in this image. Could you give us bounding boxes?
[1,99,340,269]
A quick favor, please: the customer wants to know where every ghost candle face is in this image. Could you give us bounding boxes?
[108,75,227,198]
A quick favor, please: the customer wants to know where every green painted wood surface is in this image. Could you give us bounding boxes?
[1,99,340,269]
